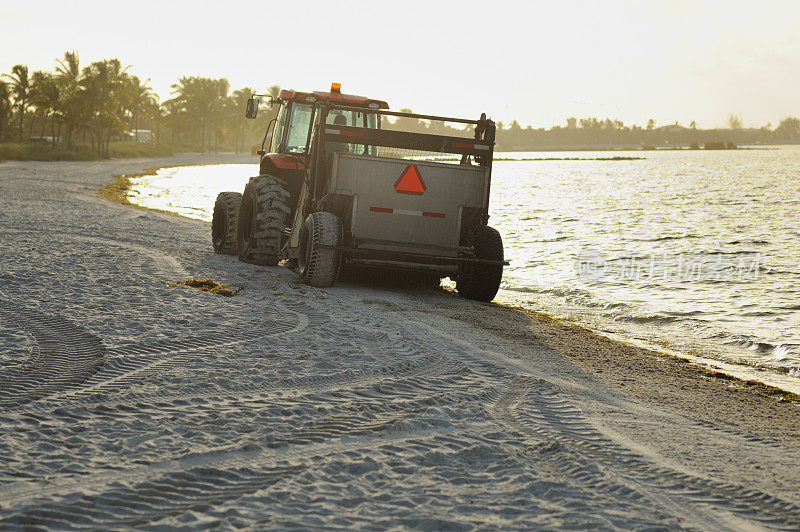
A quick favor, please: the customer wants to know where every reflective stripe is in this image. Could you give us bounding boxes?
[451,141,490,151]
[369,207,445,219]
[393,209,422,217]
[325,128,362,137]
[451,141,473,149]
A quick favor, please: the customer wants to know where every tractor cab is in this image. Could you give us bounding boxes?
[247,85,388,206]
[258,85,387,156]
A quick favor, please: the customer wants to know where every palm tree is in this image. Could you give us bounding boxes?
[82,58,130,154]
[2,64,31,142]
[56,51,81,83]
[231,87,255,153]
[207,78,231,152]
[165,76,230,152]
[30,71,60,144]
[124,75,157,140]
[0,81,10,142]
[143,98,163,143]
[55,51,82,148]
[164,77,195,146]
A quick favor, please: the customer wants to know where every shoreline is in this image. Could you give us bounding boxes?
[497,289,800,395]
[110,159,799,401]
[97,167,159,206]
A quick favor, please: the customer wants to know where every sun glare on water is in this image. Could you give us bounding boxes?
[127,164,258,222]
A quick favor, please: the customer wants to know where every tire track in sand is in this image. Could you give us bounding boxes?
[0,229,189,280]
[0,302,489,524]
[2,298,307,408]
[497,379,800,530]
[0,423,473,528]
[0,304,107,407]
[418,320,800,530]
[41,306,308,402]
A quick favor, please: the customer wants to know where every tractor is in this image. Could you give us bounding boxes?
[212,84,505,301]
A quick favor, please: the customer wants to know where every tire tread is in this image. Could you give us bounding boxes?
[300,212,342,287]
[457,225,504,301]
[211,191,242,255]
[238,175,291,266]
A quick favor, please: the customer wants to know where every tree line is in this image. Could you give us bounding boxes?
[0,52,278,155]
[2,51,799,155]
[491,115,800,151]
[390,113,800,150]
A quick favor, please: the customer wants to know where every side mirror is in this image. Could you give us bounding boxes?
[245,98,259,119]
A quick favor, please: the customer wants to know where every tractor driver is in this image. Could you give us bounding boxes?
[325,113,350,155]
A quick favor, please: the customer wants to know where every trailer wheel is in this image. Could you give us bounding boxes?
[211,191,242,255]
[457,225,504,301]
[237,175,291,266]
[298,211,343,287]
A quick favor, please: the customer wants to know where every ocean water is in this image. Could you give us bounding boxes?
[127,147,800,380]
[489,147,800,380]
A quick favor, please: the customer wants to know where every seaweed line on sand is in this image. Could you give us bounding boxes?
[96,167,183,218]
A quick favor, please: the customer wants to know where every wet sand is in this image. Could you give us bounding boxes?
[1,155,799,529]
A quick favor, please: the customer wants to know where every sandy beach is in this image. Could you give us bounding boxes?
[1,154,799,529]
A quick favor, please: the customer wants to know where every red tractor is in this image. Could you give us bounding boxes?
[212,84,505,300]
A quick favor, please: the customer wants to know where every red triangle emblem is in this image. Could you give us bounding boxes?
[394,164,426,195]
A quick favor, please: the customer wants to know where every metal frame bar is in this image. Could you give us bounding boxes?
[258,117,277,156]
[326,103,484,125]
[321,125,494,157]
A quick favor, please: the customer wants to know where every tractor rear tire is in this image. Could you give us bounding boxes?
[298,211,343,287]
[211,191,242,255]
[237,175,291,266]
[456,225,504,301]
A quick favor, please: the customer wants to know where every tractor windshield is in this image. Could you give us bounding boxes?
[284,104,315,154]
[283,103,378,155]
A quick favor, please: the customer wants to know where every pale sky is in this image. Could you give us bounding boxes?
[2,0,799,129]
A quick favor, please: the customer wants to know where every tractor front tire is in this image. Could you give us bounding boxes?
[211,191,242,255]
[237,175,291,266]
[298,211,343,287]
[457,225,504,301]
